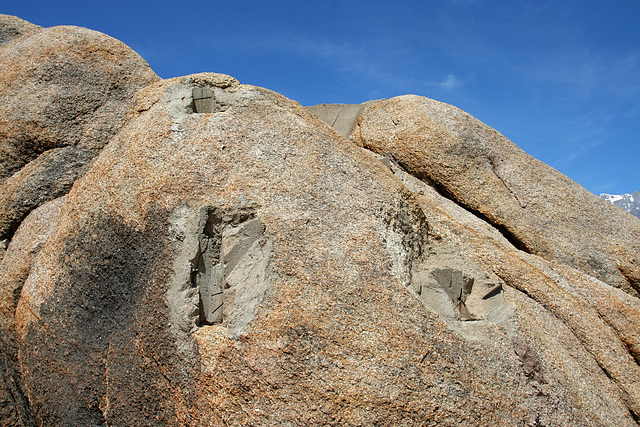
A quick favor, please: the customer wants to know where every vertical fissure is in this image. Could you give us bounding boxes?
[185,205,272,336]
[193,208,224,326]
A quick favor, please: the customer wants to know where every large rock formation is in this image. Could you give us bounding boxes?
[347,96,640,296]
[0,197,64,426]
[0,15,159,243]
[0,16,158,425]
[1,16,640,427]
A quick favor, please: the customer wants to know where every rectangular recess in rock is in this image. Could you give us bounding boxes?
[411,258,507,323]
[195,208,224,325]
[192,87,214,113]
[192,206,271,333]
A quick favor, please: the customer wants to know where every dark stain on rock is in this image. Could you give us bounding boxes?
[513,336,543,382]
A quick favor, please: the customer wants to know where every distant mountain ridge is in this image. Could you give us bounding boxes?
[599,191,640,219]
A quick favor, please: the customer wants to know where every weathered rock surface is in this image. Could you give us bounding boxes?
[348,96,640,296]
[1,17,640,427]
[0,22,159,241]
[0,197,64,427]
[0,14,40,47]
[0,70,635,426]
[392,165,640,424]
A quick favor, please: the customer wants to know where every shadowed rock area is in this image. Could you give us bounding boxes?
[1,16,640,427]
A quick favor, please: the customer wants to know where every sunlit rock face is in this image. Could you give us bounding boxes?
[0,14,159,244]
[346,95,640,297]
[2,15,640,427]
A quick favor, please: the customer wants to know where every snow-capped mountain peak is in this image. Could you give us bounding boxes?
[599,191,640,219]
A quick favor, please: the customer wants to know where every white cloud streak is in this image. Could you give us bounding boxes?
[237,33,419,91]
[592,182,619,193]
[429,73,464,90]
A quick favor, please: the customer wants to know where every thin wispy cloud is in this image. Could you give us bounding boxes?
[432,5,640,103]
[550,108,610,167]
[592,182,619,193]
[512,48,640,105]
[236,32,419,92]
[443,0,479,4]
[427,73,464,90]
[564,139,604,163]
[622,100,640,120]
[238,31,474,99]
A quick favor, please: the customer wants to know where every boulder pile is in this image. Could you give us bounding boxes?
[1,14,639,427]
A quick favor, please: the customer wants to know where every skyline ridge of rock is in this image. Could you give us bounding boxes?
[1,15,639,427]
[309,99,640,296]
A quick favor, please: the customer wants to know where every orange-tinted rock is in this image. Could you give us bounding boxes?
[1,16,639,427]
[351,95,640,296]
[4,73,636,426]
[0,23,159,240]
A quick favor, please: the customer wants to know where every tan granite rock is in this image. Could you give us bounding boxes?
[391,165,640,425]
[0,23,159,240]
[2,17,639,426]
[0,14,41,47]
[351,95,640,296]
[0,196,64,427]
[3,72,636,426]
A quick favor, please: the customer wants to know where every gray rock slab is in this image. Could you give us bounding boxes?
[306,101,378,137]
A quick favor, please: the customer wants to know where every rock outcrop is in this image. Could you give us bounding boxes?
[347,96,640,296]
[0,197,64,426]
[1,16,640,427]
[0,17,159,242]
[0,16,158,426]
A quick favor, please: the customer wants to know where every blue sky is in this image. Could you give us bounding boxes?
[4,1,639,195]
